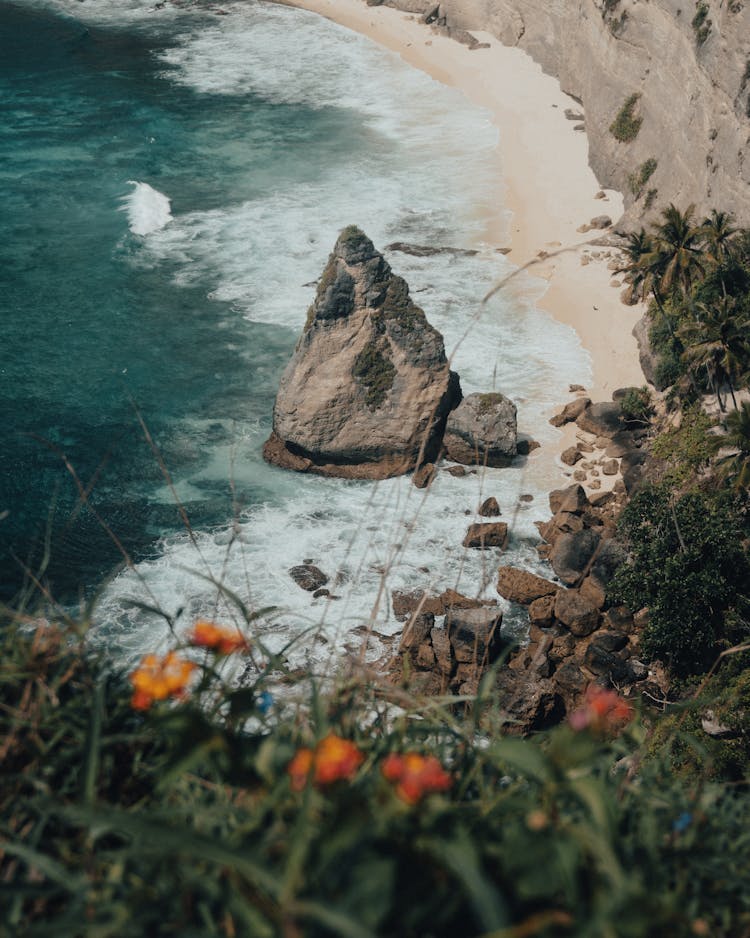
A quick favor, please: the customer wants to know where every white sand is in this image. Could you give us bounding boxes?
[279,0,645,404]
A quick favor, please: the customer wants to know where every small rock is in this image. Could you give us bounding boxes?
[561,446,583,466]
[594,190,606,200]
[573,469,587,481]
[313,588,330,598]
[590,630,629,653]
[447,606,504,663]
[603,606,634,633]
[564,108,585,120]
[444,465,468,477]
[529,593,556,626]
[497,567,559,604]
[549,484,590,515]
[416,642,436,669]
[516,438,540,455]
[412,462,437,488]
[549,397,591,428]
[399,612,436,653]
[602,459,620,476]
[478,496,501,517]
[289,564,329,592]
[569,384,586,392]
[431,626,453,675]
[519,493,534,502]
[589,215,612,229]
[554,590,600,636]
[588,479,602,490]
[463,522,509,550]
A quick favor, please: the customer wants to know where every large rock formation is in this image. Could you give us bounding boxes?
[264,227,461,479]
[382,0,750,227]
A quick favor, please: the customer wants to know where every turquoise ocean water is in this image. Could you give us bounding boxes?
[1,0,591,669]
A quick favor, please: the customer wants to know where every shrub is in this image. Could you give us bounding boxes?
[692,1,712,45]
[611,484,750,675]
[610,93,643,142]
[628,158,658,199]
[620,385,654,425]
[652,405,714,485]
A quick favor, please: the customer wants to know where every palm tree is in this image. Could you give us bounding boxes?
[680,298,750,410]
[714,401,750,493]
[652,203,707,305]
[615,228,654,303]
[701,209,738,267]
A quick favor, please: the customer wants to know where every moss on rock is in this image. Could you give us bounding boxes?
[352,340,396,409]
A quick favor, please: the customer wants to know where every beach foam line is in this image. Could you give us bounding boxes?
[120,181,173,236]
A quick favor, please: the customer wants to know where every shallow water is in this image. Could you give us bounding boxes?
[1,0,590,668]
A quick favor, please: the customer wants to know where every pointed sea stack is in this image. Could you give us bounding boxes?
[263,226,461,479]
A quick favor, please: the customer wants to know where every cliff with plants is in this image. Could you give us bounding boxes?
[385,0,750,226]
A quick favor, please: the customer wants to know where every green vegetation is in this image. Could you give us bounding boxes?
[644,187,658,211]
[353,339,396,408]
[691,1,712,45]
[609,93,643,143]
[476,392,505,415]
[620,385,654,425]
[651,405,714,485]
[628,158,658,200]
[611,484,750,674]
[4,610,750,936]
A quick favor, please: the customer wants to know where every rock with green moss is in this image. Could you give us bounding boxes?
[264,226,461,479]
[443,392,518,467]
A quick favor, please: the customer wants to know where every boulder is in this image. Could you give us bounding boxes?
[603,606,635,633]
[463,522,509,550]
[583,643,624,677]
[529,593,556,626]
[444,392,517,467]
[264,227,461,479]
[590,538,627,588]
[575,402,624,438]
[430,626,453,675]
[289,564,328,592]
[478,496,501,517]
[398,612,435,654]
[549,484,590,515]
[561,446,583,466]
[602,458,619,475]
[549,529,601,585]
[554,590,599,636]
[497,567,560,604]
[447,606,504,663]
[392,589,444,620]
[590,630,629,653]
[632,311,669,390]
[495,670,566,734]
[549,397,591,427]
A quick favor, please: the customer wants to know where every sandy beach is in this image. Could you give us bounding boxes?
[279,0,645,405]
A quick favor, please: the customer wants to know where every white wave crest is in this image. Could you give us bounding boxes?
[120,181,173,236]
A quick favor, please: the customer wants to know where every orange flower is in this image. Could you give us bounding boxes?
[569,685,633,733]
[129,651,196,711]
[188,620,249,655]
[381,752,452,805]
[287,734,364,791]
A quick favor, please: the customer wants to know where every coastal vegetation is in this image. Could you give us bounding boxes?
[609,93,643,143]
[4,608,750,937]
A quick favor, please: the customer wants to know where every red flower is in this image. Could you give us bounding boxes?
[287,734,364,791]
[381,752,452,805]
[188,620,249,655]
[569,685,634,733]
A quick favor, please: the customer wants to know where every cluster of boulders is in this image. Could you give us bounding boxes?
[549,392,653,495]
[392,588,507,696]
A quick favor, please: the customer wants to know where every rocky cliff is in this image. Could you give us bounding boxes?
[264,226,461,478]
[386,0,750,227]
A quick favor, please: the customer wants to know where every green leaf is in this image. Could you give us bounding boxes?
[490,738,552,783]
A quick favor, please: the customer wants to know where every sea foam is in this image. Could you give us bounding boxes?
[120,181,173,236]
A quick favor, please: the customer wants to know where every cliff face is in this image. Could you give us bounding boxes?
[393,0,750,226]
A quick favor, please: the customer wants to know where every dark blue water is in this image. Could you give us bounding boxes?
[0,1,370,600]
